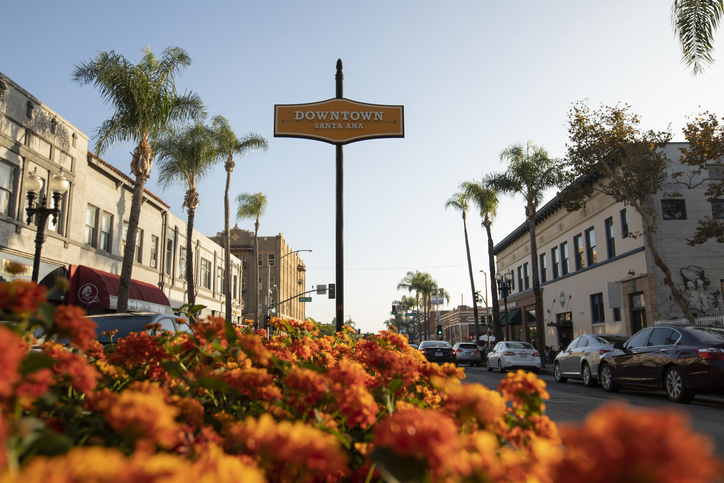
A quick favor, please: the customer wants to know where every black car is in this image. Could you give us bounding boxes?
[418,340,455,364]
[86,312,186,345]
[598,324,724,403]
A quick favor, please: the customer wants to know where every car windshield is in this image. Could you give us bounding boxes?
[422,341,451,348]
[594,335,629,346]
[506,342,534,350]
[685,326,724,344]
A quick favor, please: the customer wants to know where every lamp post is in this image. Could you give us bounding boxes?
[25,168,69,282]
[267,249,313,330]
[495,271,513,341]
[479,270,490,343]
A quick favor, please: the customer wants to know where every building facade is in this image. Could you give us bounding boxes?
[493,143,724,348]
[0,71,243,322]
[439,305,490,345]
[211,227,307,323]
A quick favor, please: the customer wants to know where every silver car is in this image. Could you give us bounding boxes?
[553,334,629,387]
[452,342,482,367]
[486,341,541,373]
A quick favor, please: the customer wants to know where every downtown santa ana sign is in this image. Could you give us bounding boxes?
[274,98,404,144]
[274,60,404,332]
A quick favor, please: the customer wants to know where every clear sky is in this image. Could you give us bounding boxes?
[2,1,723,333]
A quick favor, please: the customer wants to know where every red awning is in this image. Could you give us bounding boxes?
[67,265,171,313]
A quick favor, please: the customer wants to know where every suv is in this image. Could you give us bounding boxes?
[452,342,482,367]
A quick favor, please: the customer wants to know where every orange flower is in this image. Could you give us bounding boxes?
[0,325,27,400]
[498,369,549,412]
[554,402,720,483]
[42,341,99,394]
[104,386,180,451]
[0,280,46,317]
[236,334,272,366]
[15,368,53,408]
[283,367,330,416]
[327,359,379,429]
[224,413,347,482]
[374,407,461,479]
[108,332,171,380]
[215,366,281,403]
[442,383,507,431]
[53,304,96,351]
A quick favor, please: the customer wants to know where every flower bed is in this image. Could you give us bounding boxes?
[0,279,720,482]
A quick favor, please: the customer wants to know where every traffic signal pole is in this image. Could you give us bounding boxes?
[335,60,344,333]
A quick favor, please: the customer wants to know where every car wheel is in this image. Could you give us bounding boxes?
[665,366,694,404]
[554,362,567,383]
[498,360,503,373]
[599,363,620,393]
[486,359,493,371]
[582,363,596,387]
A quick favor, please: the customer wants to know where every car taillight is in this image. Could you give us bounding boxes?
[456,349,463,353]
[532,352,540,357]
[696,348,724,360]
[597,349,612,355]
[503,351,516,356]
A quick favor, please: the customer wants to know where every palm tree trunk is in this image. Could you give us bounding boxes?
[253,220,260,329]
[463,213,481,345]
[527,213,546,367]
[117,175,146,313]
[484,220,502,343]
[186,207,196,309]
[224,165,232,322]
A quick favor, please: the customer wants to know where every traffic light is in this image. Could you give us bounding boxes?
[436,325,442,336]
[391,304,397,315]
[328,283,335,299]
[474,291,481,303]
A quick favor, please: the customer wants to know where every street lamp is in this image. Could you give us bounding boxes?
[494,270,513,341]
[267,249,313,328]
[25,168,69,282]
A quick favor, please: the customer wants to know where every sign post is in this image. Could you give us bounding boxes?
[274,60,404,332]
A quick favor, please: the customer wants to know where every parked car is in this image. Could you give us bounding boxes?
[408,343,419,350]
[553,334,630,387]
[598,324,724,403]
[418,340,455,364]
[452,342,482,367]
[487,341,541,373]
[86,312,186,345]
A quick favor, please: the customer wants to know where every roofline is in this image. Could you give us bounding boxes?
[87,151,169,209]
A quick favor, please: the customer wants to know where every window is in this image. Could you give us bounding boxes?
[217,267,224,293]
[100,212,112,252]
[150,235,158,268]
[258,276,263,290]
[258,254,262,267]
[200,258,211,289]
[0,162,13,215]
[523,263,529,290]
[165,239,173,275]
[241,253,246,269]
[560,242,569,276]
[233,274,238,298]
[605,217,615,259]
[85,205,98,247]
[539,253,547,283]
[241,276,246,292]
[590,293,605,324]
[625,328,652,349]
[573,234,585,270]
[620,209,629,238]
[551,246,560,279]
[517,266,523,292]
[613,307,621,321]
[47,191,67,236]
[585,227,597,265]
[270,275,275,287]
[122,222,142,263]
[268,254,275,266]
[179,246,187,276]
[661,199,687,220]
[648,328,678,346]
[712,200,724,220]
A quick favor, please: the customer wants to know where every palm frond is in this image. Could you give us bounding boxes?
[673,0,724,74]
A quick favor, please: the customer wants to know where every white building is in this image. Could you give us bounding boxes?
[493,143,724,348]
[0,71,244,322]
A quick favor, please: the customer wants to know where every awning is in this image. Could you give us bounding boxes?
[497,308,522,326]
[63,265,172,314]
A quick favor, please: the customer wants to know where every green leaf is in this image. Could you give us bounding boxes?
[161,360,186,379]
[224,320,237,345]
[20,353,56,375]
[369,448,429,483]
[197,376,235,394]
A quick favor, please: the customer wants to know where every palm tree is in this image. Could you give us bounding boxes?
[73,46,205,312]
[486,141,564,366]
[673,0,724,74]
[460,180,502,343]
[155,121,218,309]
[397,271,427,340]
[211,116,268,322]
[236,192,267,329]
[445,192,481,346]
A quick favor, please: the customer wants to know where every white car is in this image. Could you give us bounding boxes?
[487,341,541,374]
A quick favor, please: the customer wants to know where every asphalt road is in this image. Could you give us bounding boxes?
[460,365,724,456]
